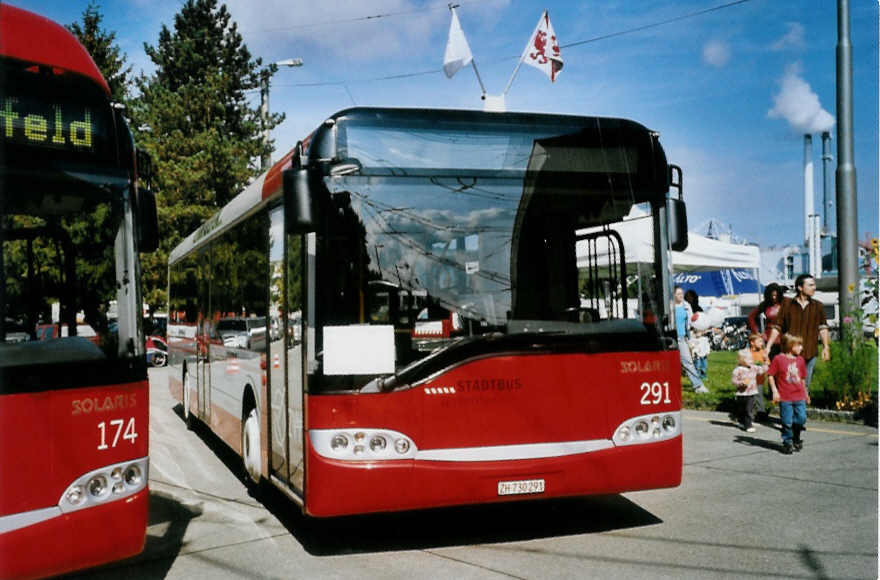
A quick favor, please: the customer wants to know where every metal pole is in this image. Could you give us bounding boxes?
[836,0,859,318]
[260,72,270,172]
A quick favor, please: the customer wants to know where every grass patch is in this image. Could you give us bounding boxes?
[682,350,739,411]
[682,347,879,417]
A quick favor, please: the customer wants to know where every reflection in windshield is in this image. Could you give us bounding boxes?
[308,114,667,390]
[1,199,126,364]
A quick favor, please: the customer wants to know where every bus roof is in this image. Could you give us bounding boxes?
[0,4,111,96]
[169,107,665,265]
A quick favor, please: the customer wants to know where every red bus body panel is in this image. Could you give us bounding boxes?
[0,5,110,95]
[0,381,149,579]
[0,490,148,580]
[305,350,681,517]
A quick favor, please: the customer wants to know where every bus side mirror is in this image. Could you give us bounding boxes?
[283,168,316,234]
[138,189,159,253]
[667,164,688,252]
[667,198,688,252]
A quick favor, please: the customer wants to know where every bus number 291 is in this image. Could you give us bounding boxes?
[640,381,671,405]
[97,418,138,450]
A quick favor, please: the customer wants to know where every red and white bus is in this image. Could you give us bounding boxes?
[0,6,158,578]
[168,107,688,517]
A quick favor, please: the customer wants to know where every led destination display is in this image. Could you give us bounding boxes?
[0,66,117,167]
[1,97,95,150]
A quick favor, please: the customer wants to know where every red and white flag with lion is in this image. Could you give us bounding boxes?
[520,11,563,82]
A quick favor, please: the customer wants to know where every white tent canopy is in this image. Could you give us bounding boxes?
[576,209,760,272]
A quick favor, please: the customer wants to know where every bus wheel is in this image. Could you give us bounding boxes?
[241,406,262,488]
[183,369,194,430]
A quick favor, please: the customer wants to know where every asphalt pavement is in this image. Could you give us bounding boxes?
[70,367,878,580]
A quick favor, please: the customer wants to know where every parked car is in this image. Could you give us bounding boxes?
[146,335,168,367]
[216,317,266,351]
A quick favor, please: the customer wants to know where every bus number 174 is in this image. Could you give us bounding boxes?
[97,418,138,450]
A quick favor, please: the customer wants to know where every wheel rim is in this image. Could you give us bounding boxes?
[183,371,191,421]
[154,353,167,367]
[242,408,261,483]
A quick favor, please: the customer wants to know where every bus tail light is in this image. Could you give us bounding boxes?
[59,457,149,513]
[613,412,681,447]
[310,429,417,460]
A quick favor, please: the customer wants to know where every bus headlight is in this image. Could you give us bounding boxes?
[66,485,85,506]
[124,464,142,487]
[369,436,387,452]
[58,457,149,513]
[310,429,417,460]
[330,433,349,451]
[394,438,410,454]
[88,476,109,498]
[613,413,681,447]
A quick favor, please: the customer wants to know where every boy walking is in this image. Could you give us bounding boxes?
[767,333,810,454]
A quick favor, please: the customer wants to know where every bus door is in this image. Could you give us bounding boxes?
[196,252,211,424]
[267,207,306,495]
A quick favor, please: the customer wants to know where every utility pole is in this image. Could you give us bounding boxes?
[836,0,859,319]
[261,58,303,172]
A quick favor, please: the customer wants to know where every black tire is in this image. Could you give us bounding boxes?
[183,368,195,430]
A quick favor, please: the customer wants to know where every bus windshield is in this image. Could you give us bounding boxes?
[314,111,668,388]
[1,189,132,365]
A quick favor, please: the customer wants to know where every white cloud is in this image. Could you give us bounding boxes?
[224,0,508,63]
[767,62,835,133]
[702,40,730,67]
[771,22,806,51]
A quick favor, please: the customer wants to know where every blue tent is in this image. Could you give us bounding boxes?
[673,269,760,297]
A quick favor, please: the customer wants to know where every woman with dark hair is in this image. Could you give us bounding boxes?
[748,283,783,352]
[748,282,783,421]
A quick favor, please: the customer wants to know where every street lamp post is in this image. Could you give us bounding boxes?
[261,58,303,171]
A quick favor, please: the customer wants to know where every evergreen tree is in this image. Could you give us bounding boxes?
[67,2,131,102]
[132,0,283,310]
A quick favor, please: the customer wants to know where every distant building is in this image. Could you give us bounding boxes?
[759,236,838,287]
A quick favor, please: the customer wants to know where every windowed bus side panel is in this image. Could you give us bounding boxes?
[167,250,208,418]
[304,349,681,517]
[205,212,270,461]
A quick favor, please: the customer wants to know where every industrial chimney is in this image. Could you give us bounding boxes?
[803,134,821,277]
[803,134,814,244]
[821,131,833,232]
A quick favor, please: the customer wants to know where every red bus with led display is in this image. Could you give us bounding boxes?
[0,6,158,578]
[168,106,688,517]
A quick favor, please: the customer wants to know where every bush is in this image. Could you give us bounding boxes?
[683,338,878,417]
[809,339,878,411]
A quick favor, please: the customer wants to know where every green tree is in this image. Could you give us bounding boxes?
[67,1,131,103]
[132,0,283,310]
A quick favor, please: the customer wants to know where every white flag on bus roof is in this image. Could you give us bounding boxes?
[443,7,473,78]
[520,10,563,82]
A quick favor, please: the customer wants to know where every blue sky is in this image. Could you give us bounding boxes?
[17,0,879,248]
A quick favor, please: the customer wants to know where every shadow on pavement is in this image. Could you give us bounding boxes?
[732,435,786,453]
[69,491,202,579]
[258,481,661,556]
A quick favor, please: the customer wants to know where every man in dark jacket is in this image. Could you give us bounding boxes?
[766,274,831,391]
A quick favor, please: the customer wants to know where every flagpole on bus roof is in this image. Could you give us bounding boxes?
[502,54,525,96]
[504,10,563,96]
[445,4,486,97]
